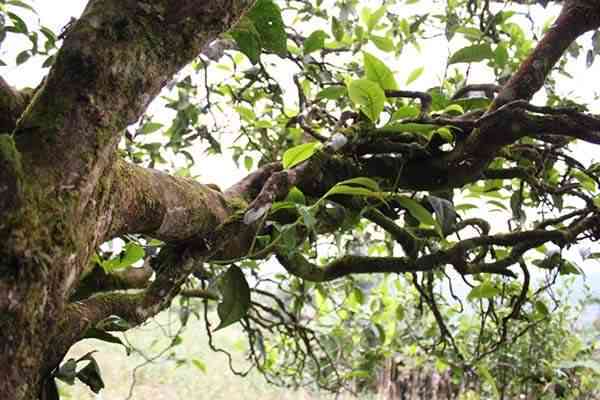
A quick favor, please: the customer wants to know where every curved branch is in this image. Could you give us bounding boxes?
[492,0,600,109]
[276,213,599,282]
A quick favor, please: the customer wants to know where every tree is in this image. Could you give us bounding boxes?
[2,0,600,398]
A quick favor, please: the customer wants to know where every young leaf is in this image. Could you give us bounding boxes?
[396,196,435,226]
[331,16,344,41]
[405,66,424,85]
[448,43,494,64]
[216,266,251,330]
[316,85,347,100]
[468,282,500,301]
[369,34,395,52]
[363,52,398,90]
[348,79,385,122]
[304,30,328,54]
[336,177,381,192]
[282,142,321,169]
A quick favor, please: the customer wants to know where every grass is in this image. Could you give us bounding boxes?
[58,304,364,400]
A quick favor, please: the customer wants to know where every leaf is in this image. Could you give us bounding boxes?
[406,66,424,85]
[535,300,549,316]
[468,282,500,301]
[316,85,347,100]
[15,50,30,65]
[559,260,582,275]
[76,354,105,394]
[448,43,494,65]
[331,16,344,41]
[191,359,207,374]
[362,6,386,32]
[7,0,37,13]
[369,34,394,52]
[83,328,131,355]
[140,122,163,134]
[391,105,419,121]
[347,79,385,122]
[216,266,251,330]
[336,177,381,192]
[247,0,287,56]
[55,359,77,385]
[282,142,321,169]
[396,196,435,226]
[230,18,261,64]
[304,30,328,54]
[363,52,398,90]
[494,44,509,67]
[285,186,306,204]
[102,242,145,272]
[325,185,383,200]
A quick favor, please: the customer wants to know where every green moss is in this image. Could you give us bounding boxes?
[226,196,249,212]
[0,134,23,176]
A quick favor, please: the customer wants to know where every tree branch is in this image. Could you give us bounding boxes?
[492,0,600,109]
[276,212,599,282]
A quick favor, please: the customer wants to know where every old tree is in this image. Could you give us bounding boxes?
[2,0,600,398]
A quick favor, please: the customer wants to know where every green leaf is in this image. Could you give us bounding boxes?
[396,196,435,226]
[316,85,347,100]
[55,359,77,385]
[448,43,494,65]
[325,185,383,200]
[369,34,395,52]
[15,50,30,65]
[101,243,145,272]
[191,359,207,374]
[406,66,424,85]
[559,260,582,275]
[7,0,37,13]
[336,177,381,192]
[140,122,163,134]
[76,354,105,394]
[391,105,419,121]
[247,0,287,56]
[282,142,321,169]
[230,18,261,64]
[331,16,344,41]
[494,44,509,67]
[347,79,385,122]
[216,266,251,330]
[304,30,328,54]
[362,6,386,32]
[363,52,398,90]
[285,187,306,204]
[535,300,549,316]
[468,282,500,301]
